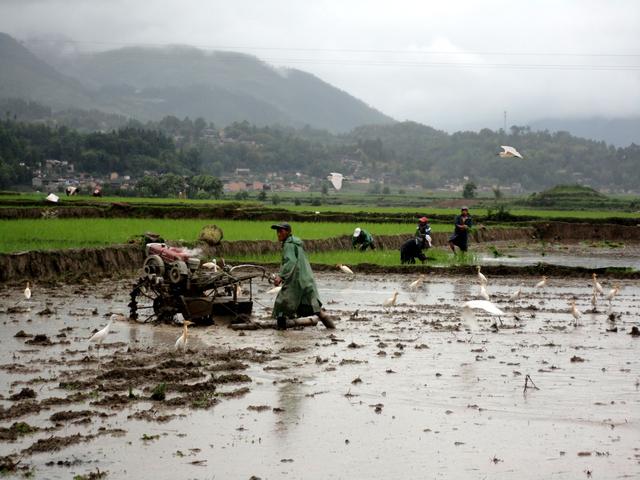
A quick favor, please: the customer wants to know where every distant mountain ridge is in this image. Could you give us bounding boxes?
[528,117,640,147]
[0,32,393,132]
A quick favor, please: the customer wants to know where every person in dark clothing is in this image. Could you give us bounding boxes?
[400,217,432,264]
[448,207,473,253]
[352,227,376,251]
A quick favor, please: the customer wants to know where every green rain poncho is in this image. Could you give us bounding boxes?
[273,235,323,319]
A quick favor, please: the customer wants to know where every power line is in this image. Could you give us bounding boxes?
[40,38,640,58]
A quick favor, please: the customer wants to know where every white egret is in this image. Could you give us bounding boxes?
[508,285,522,302]
[591,291,598,310]
[383,291,399,307]
[175,321,194,352]
[479,284,490,301]
[337,264,354,275]
[605,285,620,306]
[461,300,505,329]
[202,259,218,271]
[409,275,426,290]
[497,145,523,159]
[570,300,581,326]
[327,172,344,190]
[89,314,122,356]
[24,282,31,300]
[592,273,603,295]
[476,266,488,285]
[534,276,547,289]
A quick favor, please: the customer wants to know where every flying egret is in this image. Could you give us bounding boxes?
[24,282,31,300]
[461,300,505,328]
[534,276,547,289]
[476,266,488,285]
[409,275,426,290]
[570,300,581,326]
[479,284,490,301]
[383,291,399,307]
[592,273,603,295]
[327,172,344,190]
[508,285,522,302]
[175,321,194,352]
[266,285,282,294]
[497,145,523,159]
[605,285,620,306]
[337,264,354,275]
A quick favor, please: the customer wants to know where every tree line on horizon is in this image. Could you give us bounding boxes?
[1,98,639,194]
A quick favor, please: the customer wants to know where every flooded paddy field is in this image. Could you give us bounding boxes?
[1,271,639,479]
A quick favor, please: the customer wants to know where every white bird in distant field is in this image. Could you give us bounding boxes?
[591,291,598,310]
[461,300,505,329]
[570,300,581,326]
[337,264,354,275]
[534,276,547,289]
[383,291,399,307]
[409,275,426,290]
[24,282,31,300]
[592,273,604,295]
[605,285,620,306]
[479,284,490,301]
[476,266,488,285]
[266,285,282,295]
[175,321,194,352]
[509,285,523,302]
[497,145,524,159]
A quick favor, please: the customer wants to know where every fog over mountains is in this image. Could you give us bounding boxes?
[1,32,638,146]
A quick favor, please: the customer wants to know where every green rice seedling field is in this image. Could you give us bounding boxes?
[0,218,451,253]
[225,247,477,268]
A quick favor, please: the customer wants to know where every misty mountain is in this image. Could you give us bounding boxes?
[0,32,95,110]
[0,32,393,132]
[528,117,640,147]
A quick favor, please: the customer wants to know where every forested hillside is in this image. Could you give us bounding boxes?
[1,112,639,192]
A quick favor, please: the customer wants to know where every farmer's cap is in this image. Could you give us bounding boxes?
[419,216,428,223]
[461,206,469,211]
[353,227,362,237]
[270,222,291,231]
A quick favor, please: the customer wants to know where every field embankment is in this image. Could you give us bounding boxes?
[1,222,639,282]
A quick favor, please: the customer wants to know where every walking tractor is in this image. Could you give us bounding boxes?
[129,243,268,324]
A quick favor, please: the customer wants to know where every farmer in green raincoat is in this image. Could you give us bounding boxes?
[271,222,334,330]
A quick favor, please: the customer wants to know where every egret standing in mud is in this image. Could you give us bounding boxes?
[591,290,598,311]
[89,314,121,358]
[479,284,490,301]
[24,282,31,300]
[605,285,620,307]
[592,273,604,295]
[476,266,488,285]
[175,321,194,352]
[409,275,425,290]
[535,276,547,289]
[509,284,523,302]
[337,264,354,276]
[383,291,399,308]
[570,299,581,326]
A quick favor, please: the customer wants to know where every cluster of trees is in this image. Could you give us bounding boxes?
[2,101,640,193]
[135,173,222,198]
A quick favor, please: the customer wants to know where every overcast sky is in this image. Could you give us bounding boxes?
[1,0,638,131]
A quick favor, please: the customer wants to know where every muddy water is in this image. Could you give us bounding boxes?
[1,273,639,479]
